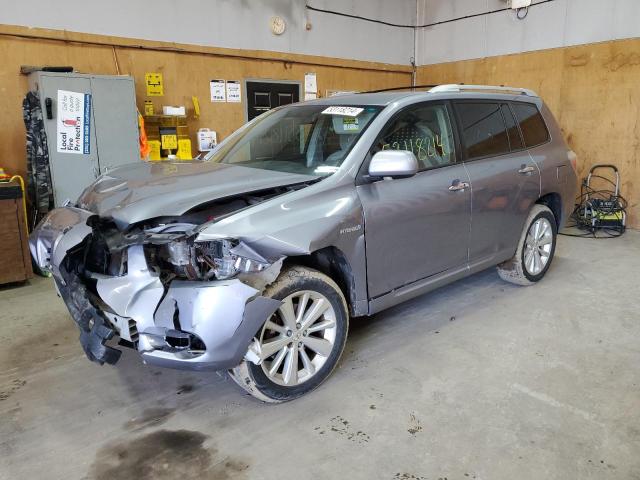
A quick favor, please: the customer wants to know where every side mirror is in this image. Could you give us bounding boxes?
[368,150,419,179]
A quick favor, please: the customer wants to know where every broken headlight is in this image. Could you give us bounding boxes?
[164,238,270,280]
[201,239,270,280]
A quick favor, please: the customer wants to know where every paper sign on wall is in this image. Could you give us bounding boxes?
[56,90,91,155]
[226,80,241,103]
[304,72,317,94]
[304,92,317,101]
[145,73,164,96]
[210,79,226,102]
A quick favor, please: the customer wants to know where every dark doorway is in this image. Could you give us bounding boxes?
[246,81,300,121]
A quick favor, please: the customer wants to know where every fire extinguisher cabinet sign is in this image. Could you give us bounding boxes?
[56,90,92,155]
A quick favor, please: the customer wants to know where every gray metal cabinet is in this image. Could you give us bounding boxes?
[28,72,139,206]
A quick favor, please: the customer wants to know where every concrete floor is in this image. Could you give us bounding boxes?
[1,232,639,480]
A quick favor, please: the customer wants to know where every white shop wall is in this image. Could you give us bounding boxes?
[0,0,417,65]
[416,0,640,65]
[6,1,639,74]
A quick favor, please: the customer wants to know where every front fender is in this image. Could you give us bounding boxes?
[195,185,369,315]
[29,207,94,280]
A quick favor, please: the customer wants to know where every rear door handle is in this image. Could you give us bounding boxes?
[518,165,536,175]
[449,180,470,192]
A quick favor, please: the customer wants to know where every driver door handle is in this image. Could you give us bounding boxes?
[449,180,470,192]
[518,165,536,175]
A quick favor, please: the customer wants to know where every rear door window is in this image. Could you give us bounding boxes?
[455,103,510,160]
[511,103,550,148]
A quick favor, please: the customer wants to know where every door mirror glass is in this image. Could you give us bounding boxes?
[368,150,418,179]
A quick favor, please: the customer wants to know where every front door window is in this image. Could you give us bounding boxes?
[374,103,456,170]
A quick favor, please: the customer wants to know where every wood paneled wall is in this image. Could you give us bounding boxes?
[417,38,640,228]
[0,25,412,182]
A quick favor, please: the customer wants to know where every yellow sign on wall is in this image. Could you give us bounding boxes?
[161,134,177,150]
[148,140,161,161]
[177,139,193,159]
[192,96,201,119]
[145,73,164,96]
[144,100,154,116]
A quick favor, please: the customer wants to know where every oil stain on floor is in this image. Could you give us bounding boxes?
[90,429,249,480]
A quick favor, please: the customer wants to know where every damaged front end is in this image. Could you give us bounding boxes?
[30,208,283,371]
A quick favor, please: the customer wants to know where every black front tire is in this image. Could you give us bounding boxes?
[229,266,349,403]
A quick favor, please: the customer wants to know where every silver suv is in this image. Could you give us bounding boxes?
[30,85,577,402]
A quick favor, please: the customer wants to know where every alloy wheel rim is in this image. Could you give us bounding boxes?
[259,290,337,386]
[524,217,553,276]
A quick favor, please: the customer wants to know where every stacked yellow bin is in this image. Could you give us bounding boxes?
[144,115,192,160]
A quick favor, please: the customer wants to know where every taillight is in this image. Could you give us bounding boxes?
[567,150,578,173]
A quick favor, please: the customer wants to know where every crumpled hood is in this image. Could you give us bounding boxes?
[77,161,316,227]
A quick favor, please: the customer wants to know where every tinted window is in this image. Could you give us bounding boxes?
[456,103,510,160]
[501,104,524,150]
[512,103,549,148]
[374,103,456,171]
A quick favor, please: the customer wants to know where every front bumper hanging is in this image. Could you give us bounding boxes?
[30,207,283,371]
[57,265,122,365]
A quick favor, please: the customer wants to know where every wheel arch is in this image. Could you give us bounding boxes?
[283,246,358,317]
[536,192,562,228]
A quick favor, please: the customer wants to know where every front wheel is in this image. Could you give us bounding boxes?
[497,204,557,286]
[229,266,349,403]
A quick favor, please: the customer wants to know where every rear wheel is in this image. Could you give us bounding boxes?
[497,204,557,286]
[228,266,348,403]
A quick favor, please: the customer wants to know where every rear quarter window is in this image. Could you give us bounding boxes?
[511,103,550,148]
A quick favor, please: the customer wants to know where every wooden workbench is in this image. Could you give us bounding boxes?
[0,181,33,284]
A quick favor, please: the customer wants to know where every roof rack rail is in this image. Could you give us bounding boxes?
[362,84,438,94]
[429,84,538,97]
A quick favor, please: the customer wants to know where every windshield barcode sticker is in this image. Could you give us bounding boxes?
[343,117,359,131]
[321,106,364,117]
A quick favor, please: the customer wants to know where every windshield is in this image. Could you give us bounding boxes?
[206,104,382,176]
